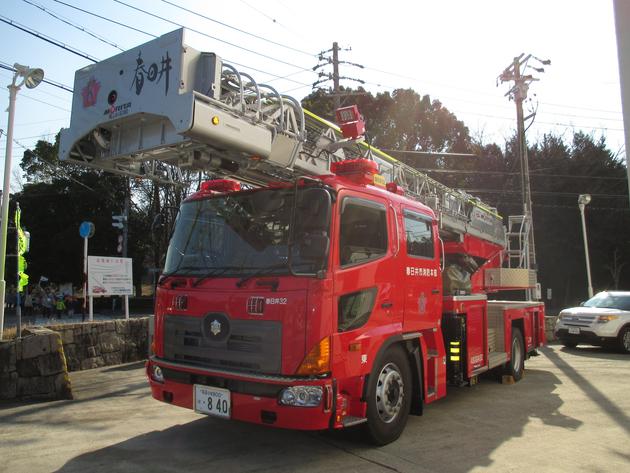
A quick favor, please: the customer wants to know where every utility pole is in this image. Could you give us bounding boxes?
[499,54,550,282]
[312,43,365,112]
[332,42,340,110]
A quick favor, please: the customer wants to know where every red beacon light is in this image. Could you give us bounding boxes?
[335,105,366,140]
[200,179,241,193]
[188,179,242,200]
[331,158,385,186]
[386,182,405,195]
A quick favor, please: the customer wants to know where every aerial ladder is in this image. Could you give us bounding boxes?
[59,28,536,291]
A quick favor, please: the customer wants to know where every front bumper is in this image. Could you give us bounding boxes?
[147,357,337,431]
[554,328,617,346]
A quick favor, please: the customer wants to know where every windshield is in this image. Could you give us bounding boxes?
[163,186,331,277]
[583,293,630,311]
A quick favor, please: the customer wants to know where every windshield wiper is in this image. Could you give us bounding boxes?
[193,266,246,287]
[235,264,287,289]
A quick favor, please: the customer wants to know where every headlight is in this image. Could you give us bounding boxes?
[597,315,619,323]
[278,386,323,407]
[151,365,165,383]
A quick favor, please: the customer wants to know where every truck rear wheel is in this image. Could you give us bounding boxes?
[504,327,525,381]
[618,326,630,353]
[364,346,412,445]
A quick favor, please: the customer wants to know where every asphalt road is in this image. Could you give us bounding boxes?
[1,344,629,473]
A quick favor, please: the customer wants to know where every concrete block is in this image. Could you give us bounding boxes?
[20,332,52,359]
[87,346,97,358]
[59,328,74,345]
[0,341,17,374]
[99,332,123,353]
[18,376,52,396]
[16,358,41,377]
[103,352,123,366]
[0,372,18,399]
[53,372,73,400]
[37,353,64,376]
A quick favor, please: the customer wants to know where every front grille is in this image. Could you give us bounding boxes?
[562,315,596,327]
[164,314,282,374]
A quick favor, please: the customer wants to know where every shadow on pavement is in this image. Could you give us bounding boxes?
[541,346,630,435]
[54,364,578,473]
[101,361,147,373]
[557,345,627,359]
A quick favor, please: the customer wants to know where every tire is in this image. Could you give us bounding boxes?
[560,339,578,349]
[618,326,630,354]
[504,327,525,381]
[364,346,412,445]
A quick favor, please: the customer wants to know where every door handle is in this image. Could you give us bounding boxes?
[432,289,440,294]
[381,301,393,309]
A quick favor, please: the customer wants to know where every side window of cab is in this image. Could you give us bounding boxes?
[339,197,388,267]
[403,209,434,259]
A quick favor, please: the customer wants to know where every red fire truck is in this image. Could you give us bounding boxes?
[60,29,545,445]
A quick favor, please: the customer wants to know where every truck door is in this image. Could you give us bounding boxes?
[401,208,442,332]
[333,192,402,360]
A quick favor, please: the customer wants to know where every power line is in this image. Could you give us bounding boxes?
[0,15,99,63]
[158,0,316,57]
[22,0,125,51]
[112,0,314,78]
[415,167,627,181]
[51,0,157,38]
[0,62,73,92]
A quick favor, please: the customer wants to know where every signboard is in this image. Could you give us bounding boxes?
[88,256,133,296]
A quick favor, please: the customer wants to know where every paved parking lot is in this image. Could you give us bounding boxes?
[1,344,629,473]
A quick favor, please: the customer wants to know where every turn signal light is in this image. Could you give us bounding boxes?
[296,336,330,376]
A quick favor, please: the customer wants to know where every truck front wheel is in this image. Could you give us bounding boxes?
[364,346,412,445]
[504,327,525,381]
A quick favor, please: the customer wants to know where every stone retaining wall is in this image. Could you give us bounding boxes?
[0,327,72,401]
[545,316,558,342]
[0,318,149,402]
[46,318,149,372]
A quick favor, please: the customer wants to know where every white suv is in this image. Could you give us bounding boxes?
[555,291,630,353]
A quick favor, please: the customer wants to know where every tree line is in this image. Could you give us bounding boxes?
[11,86,629,311]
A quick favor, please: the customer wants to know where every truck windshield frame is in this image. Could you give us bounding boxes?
[163,186,331,278]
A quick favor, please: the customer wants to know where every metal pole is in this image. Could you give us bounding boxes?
[124,294,129,320]
[0,83,18,340]
[613,0,630,206]
[332,42,340,110]
[579,203,594,298]
[83,236,88,321]
[15,202,21,338]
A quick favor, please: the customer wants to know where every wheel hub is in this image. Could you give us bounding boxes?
[375,362,404,423]
[623,330,630,351]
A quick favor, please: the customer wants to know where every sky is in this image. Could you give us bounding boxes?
[0,0,625,193]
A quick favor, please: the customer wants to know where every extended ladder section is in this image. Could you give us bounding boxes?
[59,28,504,247]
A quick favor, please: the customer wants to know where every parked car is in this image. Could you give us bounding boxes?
[555,291,630,353]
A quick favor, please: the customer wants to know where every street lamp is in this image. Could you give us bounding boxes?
[578,194,593,299]
[0,63,44,340]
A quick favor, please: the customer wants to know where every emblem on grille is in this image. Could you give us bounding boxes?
[247,296,265,315]
[210,319,222,336]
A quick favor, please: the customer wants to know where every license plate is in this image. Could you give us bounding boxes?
[568,327,580,335]
[194,385,231,419]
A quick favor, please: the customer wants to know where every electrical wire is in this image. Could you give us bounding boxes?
[51,0,156,38]
[0,15,99,63]
[22,0,125,51]
[112,0,314,77]
[0,62,73,93]
[158,0,316,57]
